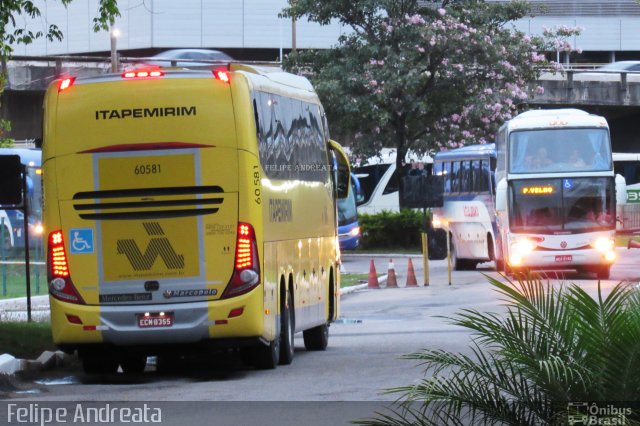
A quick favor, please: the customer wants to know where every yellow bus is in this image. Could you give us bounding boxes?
[43,64,350,374]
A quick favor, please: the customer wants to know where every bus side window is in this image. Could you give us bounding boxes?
[479,160,490,193]
[460,161,470,192]
[252,99,261,139]
[471,160,481,192]
[451,162,460,193]
[443,162,451,193]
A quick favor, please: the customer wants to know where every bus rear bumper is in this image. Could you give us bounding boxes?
[50,290,267,348]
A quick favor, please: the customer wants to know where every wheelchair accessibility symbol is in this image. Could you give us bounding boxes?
[69,229,94,254]
[563,179,574,190]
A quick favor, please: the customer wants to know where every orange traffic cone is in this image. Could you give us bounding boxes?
[386,259,398,288]
[629,239,640,249]
[368,260,380,289]
[406,258,418,287]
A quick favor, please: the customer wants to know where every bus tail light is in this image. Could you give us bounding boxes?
[122,69,165,79]
[47,231,85,304]
[221,223,260,299]
[58,77,75,92]
[212,68,231,83]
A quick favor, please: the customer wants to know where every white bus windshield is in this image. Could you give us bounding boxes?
[509,128,611,174]
[510,177,615,233]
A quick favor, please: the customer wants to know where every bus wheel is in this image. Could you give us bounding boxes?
[303,323,329,351]
[279,291,294,365]
[120,354,147,374]
[449,238,460,270]
[81,354,118,375]
[597,266,611,280]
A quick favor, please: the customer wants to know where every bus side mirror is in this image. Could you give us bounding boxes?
[495,178,508,211]
[328,140,351,199]
[615,174,627,205]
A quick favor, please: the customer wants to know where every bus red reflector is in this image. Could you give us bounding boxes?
[228,308,244,318]
[83,325,97,331]
[214,320,228,325]
[58,77,75,92]
[66,314,82,324]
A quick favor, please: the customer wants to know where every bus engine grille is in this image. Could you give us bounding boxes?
[72,186,224,220]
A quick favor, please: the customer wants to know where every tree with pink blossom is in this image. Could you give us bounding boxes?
[282,0,578,206]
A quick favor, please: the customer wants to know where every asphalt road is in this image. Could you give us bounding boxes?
[2,248,639,426]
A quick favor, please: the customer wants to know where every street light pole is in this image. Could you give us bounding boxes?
[290,0,297,53]
[110,27,120,73]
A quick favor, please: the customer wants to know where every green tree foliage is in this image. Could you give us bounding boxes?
[282,0,579,204]
[357,277,640,425]
[359,210,424,250]
[0,0,120,145]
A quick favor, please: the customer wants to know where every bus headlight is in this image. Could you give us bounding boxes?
[511,239,536,257]
[509,254,523,266]
[604,251,616,263]
[349,226,361,237]
[592,237,614,253]
[432,216,442,228]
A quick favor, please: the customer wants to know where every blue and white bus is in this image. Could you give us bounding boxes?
[338,173,361,250]
[431,143,498,270]
[494,109,620,279]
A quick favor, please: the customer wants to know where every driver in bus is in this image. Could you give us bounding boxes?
[525,147,553,170]
[569,149,586,168]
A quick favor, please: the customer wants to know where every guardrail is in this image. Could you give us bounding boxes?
[619,204,640,234]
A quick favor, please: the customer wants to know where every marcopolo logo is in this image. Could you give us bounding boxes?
[117,222,185,271]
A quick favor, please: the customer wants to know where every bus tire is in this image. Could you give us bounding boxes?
[450,237,461,270]
[279,290,294,365]
[597,266,610,280]
[81,354,119,375]
[120,354,147,374]
[450,240,474,271]
[303,323,329,351]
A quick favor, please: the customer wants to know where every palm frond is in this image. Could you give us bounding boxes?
[366,275,640,425]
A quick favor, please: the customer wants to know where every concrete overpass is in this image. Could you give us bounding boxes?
[531,70,640,153]
[2,58,640,152]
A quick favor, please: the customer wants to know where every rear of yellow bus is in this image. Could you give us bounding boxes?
[43,68,273,372]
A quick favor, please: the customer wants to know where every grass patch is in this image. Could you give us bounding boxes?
[615,234,640,248]
[0,322,55,359]
[341,273,371,288]
[0,263,48,300]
